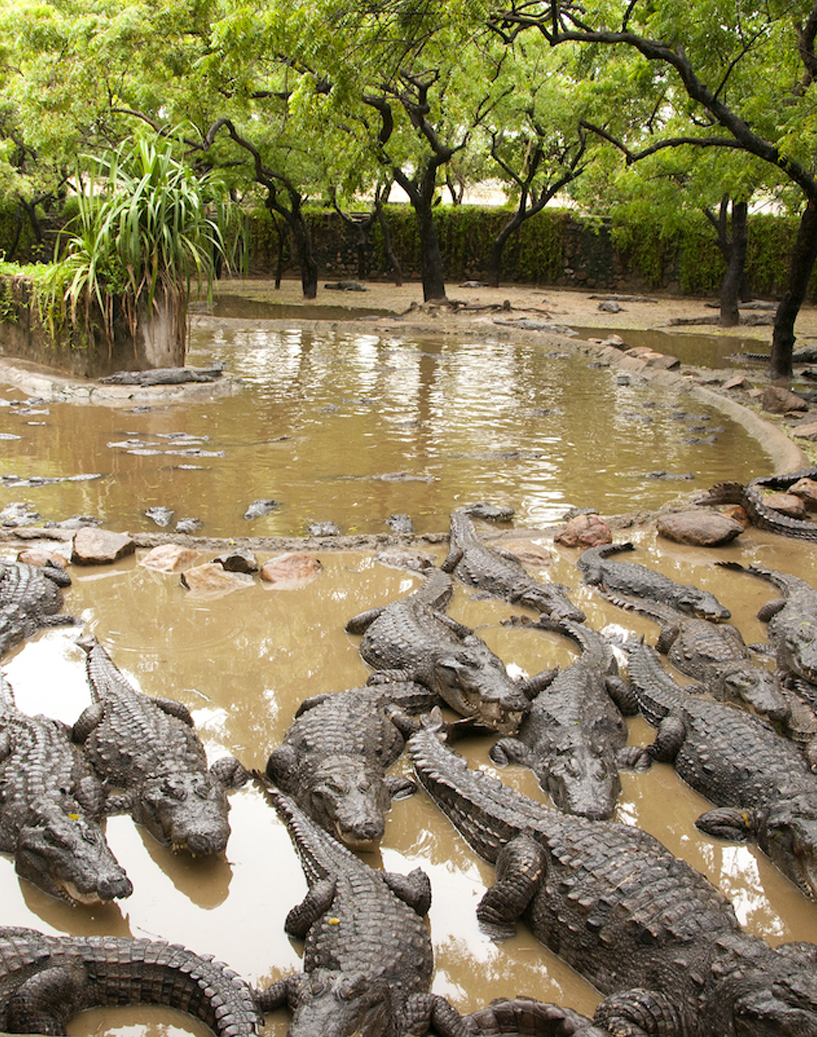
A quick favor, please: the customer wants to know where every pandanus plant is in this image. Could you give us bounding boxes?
[42,133,240,357]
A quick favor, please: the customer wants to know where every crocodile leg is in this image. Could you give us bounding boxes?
[284,877,337,937]
[476,834,546,938]
[593,987,687,1037]
[403,991,469,1037]
[381,866,432,915]
[7,962,87,1034]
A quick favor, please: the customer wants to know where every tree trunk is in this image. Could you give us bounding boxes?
[284,210,318,300]
[418,205,446,301]
[719,200,748,327]
[771,199,817,380]
[486,209,527,288]
[376,206,403,286]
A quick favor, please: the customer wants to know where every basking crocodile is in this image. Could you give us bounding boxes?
[695,468,817,541]
[577,542,731,621]
[255,783,468,1037]
[0,925,262,1035]
[463,998,609,1037]
[718,560,817,684]
[345,567,540,735]
[408,721,817,1037]
[490,615,638,820]
[441,508,585,621]
[623,637,817,900]
[0,559,77,656]
[72,637,248,856]
[0,673,132,905]
[266,682,437,848]
[603,593,789,722]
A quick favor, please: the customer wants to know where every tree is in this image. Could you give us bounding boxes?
[488,0,817,378]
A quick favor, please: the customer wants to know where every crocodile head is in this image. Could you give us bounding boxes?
[433,636,530,735]
[713,936,817,1036]
[759,799,817,901]
[536,736,622,821]
[15,792,133,904]
[674,586,731,622]
[721,667,789,723]
[306,755,392,849]
[777,625,817,684]
[288,969,393,1037]
[136,770,231,856]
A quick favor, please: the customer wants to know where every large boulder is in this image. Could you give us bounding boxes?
[261,552,323,588]
[139,544,200,572]
[657,509,745,546]
[71,528,136,564]
[554,513,612,548]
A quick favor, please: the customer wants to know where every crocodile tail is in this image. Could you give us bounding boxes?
[692,481,747,507]
[32,933,262,1035]
[0,671,15,713]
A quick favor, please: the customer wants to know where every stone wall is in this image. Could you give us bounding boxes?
[0,276,183,378]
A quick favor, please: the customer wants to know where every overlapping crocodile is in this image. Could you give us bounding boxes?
[695,468,817,541]
[490,615,638,820]
[463,998,609,1037]
[0,559,77,657]
[254,782,468,1037]
[72,637,248,856]
[577,542,731,620]
[265,681,437,848]
[0,672,132,905]
[623,636,817,900]
[0,925,262,1035]
[441,508,585,621]
[345,567,540,735]
[408,721,817,1037]
[603,593,789,722]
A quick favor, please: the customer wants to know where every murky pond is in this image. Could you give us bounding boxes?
[0,311,816,1036]
[0,321,773,537]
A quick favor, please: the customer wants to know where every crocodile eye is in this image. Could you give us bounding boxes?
[163,778,186,800]
[358,780,371,792]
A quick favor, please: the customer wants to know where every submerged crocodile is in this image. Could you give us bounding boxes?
[345,567,541,735]
[408,721,817,1037]
[718,560,817,684]
[441,508,585,621]
[266,682,436,848]
[0,926,262,1035]
[72,637,248,856]
[604,594,789,722]
[577,542,731,621]
[623,637,817,900]
[490,615,638,820]
[0,672,132,905]
[255,783,467,1037]
[695,468,817,541]
[0,559,77,656]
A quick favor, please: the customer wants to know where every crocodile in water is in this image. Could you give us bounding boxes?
[0,559,77,657]
[408,721,817,1037]
[0,925,262,1035]
[0,672,132,904]
[72,637,248,855]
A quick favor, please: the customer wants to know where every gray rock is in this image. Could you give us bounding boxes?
[657,509,745,547]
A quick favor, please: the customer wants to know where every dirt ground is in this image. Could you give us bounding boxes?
[217,276,817,343]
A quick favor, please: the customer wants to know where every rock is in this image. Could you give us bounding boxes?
[794,420,817,440]
[645,353,681,370]
[720,504,751,528]
[657,510,745,546]
[762,492,807,518]
[261,552,322,588]
[214,548,259,573]
[71,528,136,565]
[624,346,656,359]
[140,544,200,572]
[386,513,414,534]
[498,540,553,567]
[600,334,626,349]
[789,477,817,511]
[244,499,281,520]
[555,513,612,548]
[762,386,809,413]
[17,548,69,571]
[181,563,254,597]
[722,374,752,391]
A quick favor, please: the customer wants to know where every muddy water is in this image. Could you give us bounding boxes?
[2,527,817,1036]
[0,324,771,537]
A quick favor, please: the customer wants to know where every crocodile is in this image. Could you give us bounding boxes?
[717,560,817,684]
[602,593,789,722]
[490,615,639,820]
[577,542,731,621]
[0,559,78,656]
[441,508,585,621]
[408,720,817,1037]
[695,468,817,541]
[463,998,610,1037]
[0,925,262,1035]
[254,782,468,1037]
[72,637,248,856]
[623,636,817,900]
[265,681,437,848]
[0,672,132,905]
[345,567,543,735]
